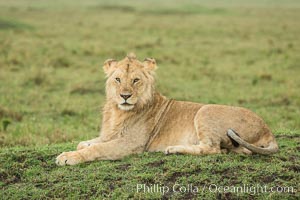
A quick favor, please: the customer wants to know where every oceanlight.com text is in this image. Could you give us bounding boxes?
[136,184,296,195]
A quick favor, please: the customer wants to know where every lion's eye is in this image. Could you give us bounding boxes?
[115,78,121,83]
[133,78,140,84]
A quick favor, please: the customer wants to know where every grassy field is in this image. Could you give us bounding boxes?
[0,0,299,199]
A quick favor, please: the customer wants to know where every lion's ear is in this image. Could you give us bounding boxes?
[143,58,157,71]
[103,59,117,75]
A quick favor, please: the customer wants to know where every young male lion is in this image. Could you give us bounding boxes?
[56,53,278,166]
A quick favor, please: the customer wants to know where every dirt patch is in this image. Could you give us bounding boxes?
[0,172,21,185]
[211,168,240,185]
[278,156,288,162]
[287,165,300,173]
[116,164,131,171]
[146,160,165,167]
[215,192,237,200]
[278,175,293,181]
[166,171,186,183]
[165,167,202,184]
[288,156,297,162]
[11,153,27,163]
[181,192,198,200]
[261,174,277,183]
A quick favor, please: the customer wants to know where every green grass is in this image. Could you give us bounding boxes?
[0,0,299,199]
[1,136,299,199]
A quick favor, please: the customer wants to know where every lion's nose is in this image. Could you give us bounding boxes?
[120,94,132,100]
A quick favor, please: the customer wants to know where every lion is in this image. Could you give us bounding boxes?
[56,53,278,166]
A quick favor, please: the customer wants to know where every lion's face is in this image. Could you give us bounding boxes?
[103,54,157,111]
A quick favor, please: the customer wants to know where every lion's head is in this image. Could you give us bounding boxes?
[103,53,157,111]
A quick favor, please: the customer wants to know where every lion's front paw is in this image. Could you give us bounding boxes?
[55,151,84,166]
[164,146,183,155]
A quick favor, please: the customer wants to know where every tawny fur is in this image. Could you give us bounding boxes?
[56,53,278,166]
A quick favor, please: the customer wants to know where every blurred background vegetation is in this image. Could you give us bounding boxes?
[0,0,299,146]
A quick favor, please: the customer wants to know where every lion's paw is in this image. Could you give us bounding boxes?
[56,151,84,166]
[164,146,183,155]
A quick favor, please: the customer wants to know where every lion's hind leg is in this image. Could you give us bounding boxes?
[164,143,223,155]
[230,147,252,155]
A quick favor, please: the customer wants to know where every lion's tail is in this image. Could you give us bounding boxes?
[227,129,279,155]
